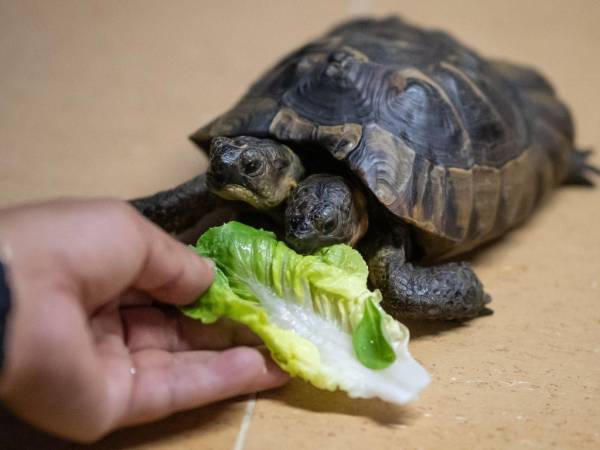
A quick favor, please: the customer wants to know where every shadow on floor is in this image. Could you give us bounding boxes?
[261,378,419,427]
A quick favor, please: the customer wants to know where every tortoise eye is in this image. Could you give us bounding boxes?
[319,207,338,234]
[321,217,337,235]
[241,157,264,177]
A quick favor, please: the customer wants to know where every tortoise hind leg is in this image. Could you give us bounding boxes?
[368,245,491,321]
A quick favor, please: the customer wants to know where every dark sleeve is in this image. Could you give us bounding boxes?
[0,261,11,371]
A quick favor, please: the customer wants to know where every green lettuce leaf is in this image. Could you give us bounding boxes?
[352,297,396,370]
[181,221,430,404]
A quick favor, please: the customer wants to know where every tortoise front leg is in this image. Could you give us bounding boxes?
[130,173,223,234]
[130,172,280,242]
[367,244,491,321]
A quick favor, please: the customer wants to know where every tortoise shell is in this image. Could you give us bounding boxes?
[191,16,575,258]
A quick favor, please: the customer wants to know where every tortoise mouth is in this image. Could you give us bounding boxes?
[211,184,275,210]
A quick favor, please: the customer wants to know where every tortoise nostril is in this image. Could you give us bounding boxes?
[206,162,226,187]
[211,136,232,146]
[210,137,224,151]
[209,137,235,157]
[209,152,226,171]
[325,63,342,78]
[207,149,236,189]
[289,216,310,234]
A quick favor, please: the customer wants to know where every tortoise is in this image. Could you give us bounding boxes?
[132,16,598,320]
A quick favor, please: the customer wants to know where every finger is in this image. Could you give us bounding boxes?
[119,347,289,427]
[0,199,213,312]
[129,209,214,305]
[178,315,263,349]
[121,307,262,352]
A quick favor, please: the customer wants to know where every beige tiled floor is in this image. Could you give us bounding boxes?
[1,1,599,448]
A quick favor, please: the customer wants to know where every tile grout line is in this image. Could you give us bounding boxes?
[234,5,371,449]
[232,393,257,450]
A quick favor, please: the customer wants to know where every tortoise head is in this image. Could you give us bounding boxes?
[284,174,369,253]
[207,136,304,209]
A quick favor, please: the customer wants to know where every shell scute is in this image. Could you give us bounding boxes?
[191,17,575,252]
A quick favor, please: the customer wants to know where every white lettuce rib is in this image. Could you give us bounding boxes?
[251,282,431,405]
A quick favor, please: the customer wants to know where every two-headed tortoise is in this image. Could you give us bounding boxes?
[133,16,598,320]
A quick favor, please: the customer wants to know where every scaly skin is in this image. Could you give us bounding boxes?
[131,173,220,235]
[369,246,490,320]
[361,216,491,320]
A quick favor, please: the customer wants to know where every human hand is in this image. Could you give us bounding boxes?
[0,199,288,442]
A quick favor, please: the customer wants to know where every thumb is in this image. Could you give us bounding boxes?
[0,198,213,311]
[132,215,214,305]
